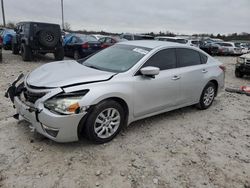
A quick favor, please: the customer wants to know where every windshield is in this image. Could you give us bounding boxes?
[79,44,151,73]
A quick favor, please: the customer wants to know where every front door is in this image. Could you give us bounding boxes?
[132,48,182,117]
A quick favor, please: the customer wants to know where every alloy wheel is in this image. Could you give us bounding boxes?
[203,86,215,106]
[94,108,121,139]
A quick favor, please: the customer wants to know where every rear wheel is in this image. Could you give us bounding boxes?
[21,43,32,61]
[73,50,80,60]
[84,100,125,144]
[235,69,244,78]
[197,82,216,110]
[54,48,64,61]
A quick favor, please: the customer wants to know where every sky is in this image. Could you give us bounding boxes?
[1,0,250,35]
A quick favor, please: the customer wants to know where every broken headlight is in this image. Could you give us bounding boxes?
[44,90,89,115]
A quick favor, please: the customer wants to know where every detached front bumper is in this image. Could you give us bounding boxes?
[6,75,87,143]
[14,96,86,142]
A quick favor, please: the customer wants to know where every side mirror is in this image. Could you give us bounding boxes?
[140,66,160,78]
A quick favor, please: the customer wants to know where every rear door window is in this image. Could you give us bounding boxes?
[176,48,202,67]
[142,49,176,70]
[200,53,208,64]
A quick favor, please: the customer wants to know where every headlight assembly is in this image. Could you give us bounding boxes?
[237,57,245,64]
[44,90,89,115]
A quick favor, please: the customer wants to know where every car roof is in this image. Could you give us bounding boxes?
[155,36,183,39]
[119,40,187,49]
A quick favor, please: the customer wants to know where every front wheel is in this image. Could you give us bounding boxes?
[84,100,125,144]
[197,82,216,110]
[235,69,244,78]
[21,44,32,61]
[12,43,19,54]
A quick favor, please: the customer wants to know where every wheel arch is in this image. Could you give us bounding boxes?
[77,96,130,139]
[208,79,218,96]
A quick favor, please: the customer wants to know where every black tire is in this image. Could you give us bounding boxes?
[84,100,125,144]
[38,30,60,48]
[235,70,244,78]
[12,43,19,54]
[197,82,216,110]
[73,50,80,60]
[3,45,8,50]
[21,43,32,61]
[54,48,64,61]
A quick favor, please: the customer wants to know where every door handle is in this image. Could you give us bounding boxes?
[172,75,181,80]
[202,69,208,73]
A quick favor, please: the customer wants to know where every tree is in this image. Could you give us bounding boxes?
[64,22,71,31]
[6,21,15,28]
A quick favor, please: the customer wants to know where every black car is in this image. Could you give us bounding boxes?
[12,21,64,61]
[200,43,220,55]
[64,34,102,59]
[235,54,250,78]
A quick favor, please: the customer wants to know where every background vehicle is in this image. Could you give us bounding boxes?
[186,39,202,47]
[235,53,250,78]
[155,36,188,44]
[98,36,124,48]
[12,21,64,61]
[120,33,154,41]
[6,41,225,143]
[64,34,102,59]
[91,34,106,40]
[0,36,2,61]
[0,29,15,50]
[215,42,242,55]
[200,43,220,55]
[238,43,250,54]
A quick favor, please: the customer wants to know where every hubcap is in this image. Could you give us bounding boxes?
[203,86,215,106]
[94,108,121,139]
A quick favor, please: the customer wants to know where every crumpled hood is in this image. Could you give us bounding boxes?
[26,60,116,88]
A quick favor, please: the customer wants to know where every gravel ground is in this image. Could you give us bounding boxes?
[0,50,250,188]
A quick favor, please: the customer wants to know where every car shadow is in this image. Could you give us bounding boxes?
[15,104,202,150]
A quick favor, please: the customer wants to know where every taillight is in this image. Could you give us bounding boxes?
[101,44,106,48]
[219,65,226,72]
[82,42,89,49]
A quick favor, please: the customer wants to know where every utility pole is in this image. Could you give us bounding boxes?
[61,0,64,30]
[1,0,6,27]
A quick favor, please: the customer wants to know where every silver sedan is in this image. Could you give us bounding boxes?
[6,40,225,143]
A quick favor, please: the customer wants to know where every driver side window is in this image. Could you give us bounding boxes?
[142,48,176,70]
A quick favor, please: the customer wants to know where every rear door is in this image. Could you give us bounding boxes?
[176,48,208,104]
[133,48,182,117]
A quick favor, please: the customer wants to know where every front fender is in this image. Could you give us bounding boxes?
[63,81,134,122]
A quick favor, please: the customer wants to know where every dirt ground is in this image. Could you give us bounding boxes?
[0,50,250,188]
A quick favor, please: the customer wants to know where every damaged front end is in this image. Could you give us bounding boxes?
[5,74,45,120]
[5,73,86,142]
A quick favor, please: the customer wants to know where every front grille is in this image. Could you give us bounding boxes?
[246,60,250,66]
[24,90,46,103]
